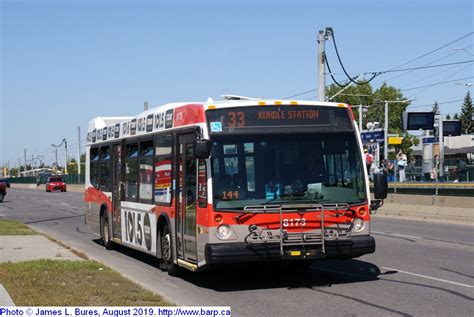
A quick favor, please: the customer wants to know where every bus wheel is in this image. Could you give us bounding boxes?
[101,215,114,250]
[160,225,179,276]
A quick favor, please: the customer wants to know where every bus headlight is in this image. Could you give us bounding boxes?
[216,224,232,240]
[352,218,365,232]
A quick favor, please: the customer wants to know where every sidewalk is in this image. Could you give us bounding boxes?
[0,235,83,305]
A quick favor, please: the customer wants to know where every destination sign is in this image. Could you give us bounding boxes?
[206,105,350,133]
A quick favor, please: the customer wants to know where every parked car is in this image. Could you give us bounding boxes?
[0,178,10,188]
[0,182,6,202]
[46,176,67,192]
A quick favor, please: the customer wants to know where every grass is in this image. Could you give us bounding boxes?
[0,259,173,306]
[0,218,38,235]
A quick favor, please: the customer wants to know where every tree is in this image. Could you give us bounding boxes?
[459,91,473,134]
[325,82,374,124]
[68,158,78,175]
[446,114,451,120]
[454,113,460,120]
[432,101,439,114]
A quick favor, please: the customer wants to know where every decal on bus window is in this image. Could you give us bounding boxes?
[165,109,173,129]
[138,117,146,133]
[121,207,156,253]
[146,114,154,132]
[114,123,120,138]
[123,121,130,136]
[102,127,107,141]
[130,119,137,135]
[210,122,222,132]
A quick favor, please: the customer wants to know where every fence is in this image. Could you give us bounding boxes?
[8,174,85,184]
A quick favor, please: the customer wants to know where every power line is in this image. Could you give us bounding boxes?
[376,44,474,86]
[408,99,463,109]
[283,88,318,99]
[367,60,473,75]
[402,76,474,92]
[328,28,379,85]
[386,32,473,71]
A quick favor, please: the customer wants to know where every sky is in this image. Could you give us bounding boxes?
[1,0,473,168]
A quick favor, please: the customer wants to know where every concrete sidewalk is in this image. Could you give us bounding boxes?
[0,234,83,305]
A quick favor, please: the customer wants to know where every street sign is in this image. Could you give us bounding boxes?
[360,130,384,141]
[388,136,403,144]
[423,136,439,144]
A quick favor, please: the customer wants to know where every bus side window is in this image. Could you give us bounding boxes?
[99,146,111,191]
[125,143,139,201]
[90,147,99,187]
[154,133,173,204]
[139,140,154,202]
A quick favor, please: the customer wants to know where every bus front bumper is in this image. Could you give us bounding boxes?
[205,236,375,264]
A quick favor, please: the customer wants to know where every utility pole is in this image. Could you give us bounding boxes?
[383,100,411,161]
[77,126,81,181]
[144,101,149,111]
[438,113,444,179]
[55,149,58,173]
[24,148,27,173]
[18,158,21,177]
[318,27,333,102]
[64,139,68,175]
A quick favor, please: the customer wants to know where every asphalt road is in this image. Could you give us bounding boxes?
[1,188,473,316]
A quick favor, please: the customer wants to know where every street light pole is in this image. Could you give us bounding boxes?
[383,100,411,161]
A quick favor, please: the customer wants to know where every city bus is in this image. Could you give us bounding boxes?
[85,96,387,275]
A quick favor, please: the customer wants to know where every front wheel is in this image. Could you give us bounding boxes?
[101,215,114,250]
[159,225,180,276]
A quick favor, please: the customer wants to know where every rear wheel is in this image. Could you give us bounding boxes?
[159,224,180,276]
[101,215,114,250]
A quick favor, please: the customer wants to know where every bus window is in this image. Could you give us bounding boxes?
[125,143,138,201]
[154,133,172,204]
[99,146,111,191]
[90,147,99,187]
[139,140,154,202]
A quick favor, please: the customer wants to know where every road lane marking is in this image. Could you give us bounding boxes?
[60,202,70,206]
[381,266,474,288]
[391,233,421,239]
[372,231,421,239]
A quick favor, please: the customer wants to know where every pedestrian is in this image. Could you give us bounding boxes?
[387,160,395,182]
[364,148,374,175]
[396,150,407,182]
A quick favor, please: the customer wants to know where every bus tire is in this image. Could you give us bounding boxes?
[159,224,180,276]
[101,214,114,250]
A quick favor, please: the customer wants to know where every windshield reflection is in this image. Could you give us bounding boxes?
[211,132,366,210]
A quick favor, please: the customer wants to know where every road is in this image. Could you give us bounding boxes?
[1,188,473,316]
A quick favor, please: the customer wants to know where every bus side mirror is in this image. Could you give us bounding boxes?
[194,139,212,159]
[373,173,388,199]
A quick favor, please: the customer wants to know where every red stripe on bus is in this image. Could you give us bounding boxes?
[85,187,112,214]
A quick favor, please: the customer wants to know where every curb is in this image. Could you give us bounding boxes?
[0,283,15,306]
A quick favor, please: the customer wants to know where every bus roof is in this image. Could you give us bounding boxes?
[86,98,351,145]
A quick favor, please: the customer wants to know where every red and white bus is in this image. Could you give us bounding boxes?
[85,96,387,275]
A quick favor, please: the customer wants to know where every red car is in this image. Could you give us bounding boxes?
[0,182,6,202]
[46,176,67,192]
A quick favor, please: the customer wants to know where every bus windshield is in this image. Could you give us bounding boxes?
[211,132,366,210]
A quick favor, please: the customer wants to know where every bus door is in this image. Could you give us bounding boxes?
[111,143,123,239]
[176,133,198,263]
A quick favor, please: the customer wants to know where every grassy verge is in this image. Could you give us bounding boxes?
[0,218,38,235]
[0,259,173,306]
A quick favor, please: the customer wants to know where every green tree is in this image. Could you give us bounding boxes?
[454,113,460,120]
[446,114,451,120]
[432,101,439,114]
[326,82,374,123]
[68,158,78,175]
[459,91,473,134]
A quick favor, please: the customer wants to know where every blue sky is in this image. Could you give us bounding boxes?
[1,0,473,167]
